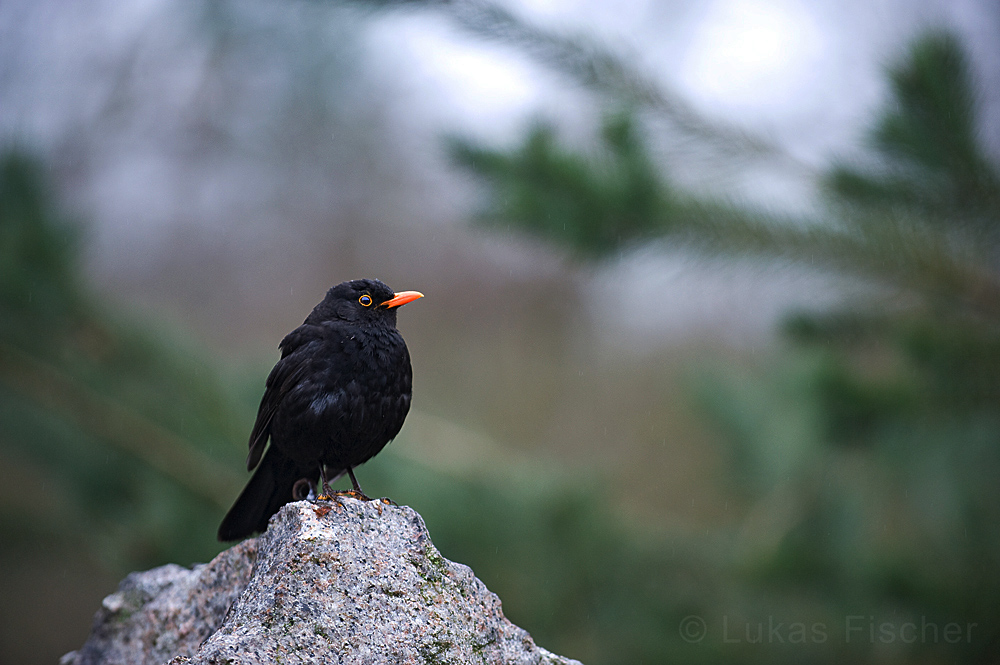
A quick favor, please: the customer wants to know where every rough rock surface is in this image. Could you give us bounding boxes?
[61,538,258,665]
[63,499,582,665]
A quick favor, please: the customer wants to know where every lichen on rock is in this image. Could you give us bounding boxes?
[63,499,582,665]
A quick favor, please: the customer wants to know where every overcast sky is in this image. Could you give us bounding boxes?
[2,0,998,345]
[4,0,997,216]
[369,0,999,162]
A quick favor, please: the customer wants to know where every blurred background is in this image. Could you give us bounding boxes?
[2,0,999,663]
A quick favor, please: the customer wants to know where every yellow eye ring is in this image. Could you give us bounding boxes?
[359,294,373,307]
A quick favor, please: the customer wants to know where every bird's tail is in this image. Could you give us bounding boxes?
[217,446,316,541]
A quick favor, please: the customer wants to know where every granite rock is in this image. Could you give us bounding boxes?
[62,539,257,665]
[64,499,582,665]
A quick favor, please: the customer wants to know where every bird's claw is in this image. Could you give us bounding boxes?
[314,494,346,511]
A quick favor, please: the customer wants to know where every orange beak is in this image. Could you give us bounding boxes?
[381,290,424,309]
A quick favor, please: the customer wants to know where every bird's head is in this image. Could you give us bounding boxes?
[309,278,423,325]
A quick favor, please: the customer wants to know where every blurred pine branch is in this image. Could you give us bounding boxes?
[449,113,673,257]
[0,150,247,568]
[447,21,1000,662]
[0,341,241,509]
[441,0,786,161]
[452,29,1000,319]
[829,33,1000,221]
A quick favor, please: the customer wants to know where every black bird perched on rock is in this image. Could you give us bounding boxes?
[218,278,423,541]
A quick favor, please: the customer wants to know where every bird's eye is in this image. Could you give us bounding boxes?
[359,294,373,307]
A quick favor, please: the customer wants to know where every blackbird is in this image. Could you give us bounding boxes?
[217,278,423,541]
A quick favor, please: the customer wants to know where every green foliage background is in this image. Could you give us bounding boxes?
[2,14,999,665]
[450,29,1000,664]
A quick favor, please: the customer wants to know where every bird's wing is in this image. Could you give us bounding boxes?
[245,325,319,470]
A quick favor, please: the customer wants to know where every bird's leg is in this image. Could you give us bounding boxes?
[327,468,374,502]
[316,465,335,501]
[333,468,395,511]
[345,468,394,514]
[348,467,365,495]
[337,467,373,502]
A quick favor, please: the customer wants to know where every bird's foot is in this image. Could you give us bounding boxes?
[314,493,347,512]
[314,489,393,514]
